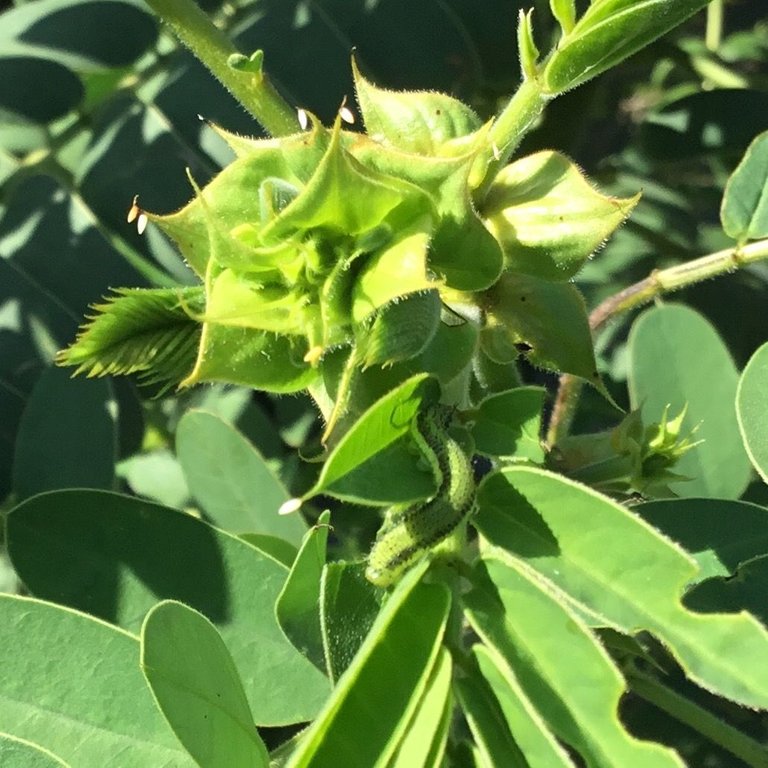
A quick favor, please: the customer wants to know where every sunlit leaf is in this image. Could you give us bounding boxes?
[465,556,684,766]
[0,594,194,766]
[736,341,768,484]
[481,271,600,384]
[544,0,711,93]
[6,490,330,725]
[276,512,331,670]
[721,131,768,243]
[286,564,449,768]
[484,151,639,280]
[141,601,269,768]
[476,466,768,708]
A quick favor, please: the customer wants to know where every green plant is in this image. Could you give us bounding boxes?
[2,0,768,765]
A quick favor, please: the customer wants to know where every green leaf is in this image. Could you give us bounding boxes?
[176,409,306,542]
[628,304,751,499]
[464,556,684,766]
[0,734,69,768]
[475,466,768,709]
[239,534,298,569]
[544,0,711,93]
[454,660,529,768]
[56,287,203,388]
[471,386,546,461]
[184,325,317,393]
[635,498,768,583]
[262,124,429,241]
[481,271,600,384]
[352,138,504,292]
[483,151,639,280]
[308,374,440,504]
[118,449,190,509]
[276,512,331,671]
[0,594,194,766]
[471,645,576,767]
[721,131,768,243]
[286,564,450,768]
[387,647,452,768]
[353,60,482,155]
[320,561,383,685]
[12,367,116,499]
[737,341,768,484]
[685,555,768,627]
[550,0,576,35]
[517,9,539,81]
[360,290,441,368]
[141,601,269,768]
[0,0,158,71]
[6,490,330,725]
[0,56,83,124]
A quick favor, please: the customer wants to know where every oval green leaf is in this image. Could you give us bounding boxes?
[736,341,768,484]
[141,601,269,768]
[0,734,69,768]
[471,644,575,767]
[387,647,452,768]
[320,561,383,685]
[454,659,531,768]
[471,386,546,461]
[636,497,768,582]
[276,511,331,671]
[721,131,768,243]
[6,490,330,725]
[176,409,306,542]
[464,556,684,766]
[0,595,194,767]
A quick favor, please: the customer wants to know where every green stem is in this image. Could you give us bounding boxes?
[320,345,361,445]
[475,78,549,203]
[546,238,768,447]
[144,0,298,136]
[431,531,468,655]
[705,0,724,52]
[628,670,768,768]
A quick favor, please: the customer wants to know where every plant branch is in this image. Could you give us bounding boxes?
[475,77,550,202]
[546,238,768,447]
[144,0,298,136]
[628,669,768,768]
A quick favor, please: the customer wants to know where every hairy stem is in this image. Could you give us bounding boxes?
[546,238,768,447]
[144,0,298,136]
[475,77,550,203]
[628,670,768,768]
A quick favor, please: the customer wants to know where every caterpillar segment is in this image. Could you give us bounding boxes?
[366,406,477,587]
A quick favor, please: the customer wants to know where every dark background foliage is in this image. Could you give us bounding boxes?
[1,2,768,763]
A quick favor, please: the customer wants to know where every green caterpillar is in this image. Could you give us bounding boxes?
[365,405,477,588]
